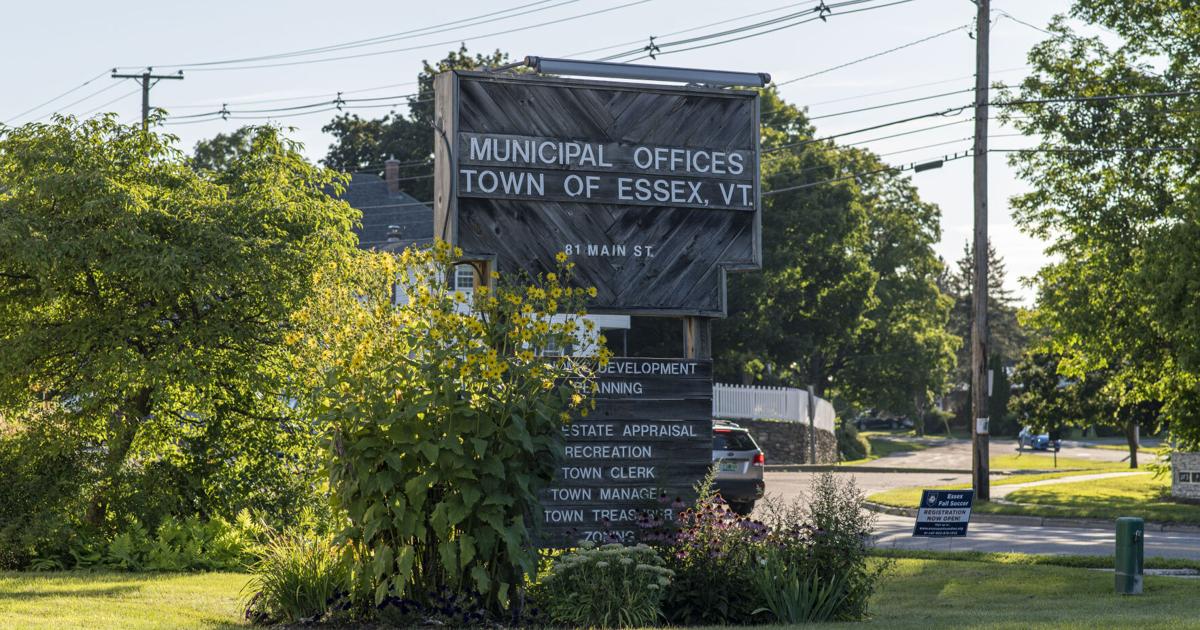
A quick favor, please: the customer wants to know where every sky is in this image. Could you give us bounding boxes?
[0,0,1083,302]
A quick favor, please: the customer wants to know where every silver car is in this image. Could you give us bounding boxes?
[712,422,765,516]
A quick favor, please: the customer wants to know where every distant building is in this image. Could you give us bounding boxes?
[339,160,432,252]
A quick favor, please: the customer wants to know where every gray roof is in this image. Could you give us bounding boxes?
[337,173,433,251]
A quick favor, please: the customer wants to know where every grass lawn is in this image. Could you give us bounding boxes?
[1004,474,1200,524]
[840,434,928,465]
[1084,443,1158,454]
[990,452,1130,472]
[0,571,249,629]
[869,471,1200,524]
[5,560,1199,630]
[828,557,1200,629]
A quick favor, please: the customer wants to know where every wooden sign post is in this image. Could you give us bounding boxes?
[433,67,761,545]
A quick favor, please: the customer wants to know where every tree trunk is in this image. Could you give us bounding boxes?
[1125,419,1139,470]
[913,394,927,437]
[84,388,152,527]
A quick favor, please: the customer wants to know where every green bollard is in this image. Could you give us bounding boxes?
[1115,517,1144,595]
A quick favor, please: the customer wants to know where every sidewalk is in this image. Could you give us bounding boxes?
[864,470,1200,534]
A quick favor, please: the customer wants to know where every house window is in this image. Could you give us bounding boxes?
[454,265,476,295]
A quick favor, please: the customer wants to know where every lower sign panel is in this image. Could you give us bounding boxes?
[912,489,975,537]
[538,358,713,547]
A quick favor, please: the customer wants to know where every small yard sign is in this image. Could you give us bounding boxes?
[912,489,974,537]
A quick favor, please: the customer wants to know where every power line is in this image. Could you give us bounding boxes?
[808,87,976,120]
[562,0,820,58]
[80,87,143,117]
[1002,89,1200,107]
[607,0,919,63]
[763,150,974,195]
[151,0,578,69]
[160,80,421,110]
[991,146,1197,154]
[766,104,972,153]
[803,65,1029,107]
[597,0,846,60]
[31,81,125,122]
[170,0,654,72]
[777,22,969,86]
[4,69,112,125]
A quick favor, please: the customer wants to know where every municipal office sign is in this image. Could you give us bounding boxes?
[912,489,974,537]
[433,71,761,316]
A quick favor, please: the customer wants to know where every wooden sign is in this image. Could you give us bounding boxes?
[434,71,761,316]
[538,358,713,547]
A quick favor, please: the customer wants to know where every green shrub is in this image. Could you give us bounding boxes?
[751,549,849,623]
[837,422,871,461]
[661,475,761,625]
[31,512,265,572]
[243,533,351,625]
[792,472,889,620]
[534,542,673,628]
[291,243,603,614]
[660,472,887,625]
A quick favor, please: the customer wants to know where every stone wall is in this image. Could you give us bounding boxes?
[1172,452,1200,500]
[734,418,838,465]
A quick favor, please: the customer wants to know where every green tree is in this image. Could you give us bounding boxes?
[321,46,508,199]
[0,116,359,528]
[1001,1,1200,449]
[1010,350,1160,467]
[191,126,255,171]
[942,240,1027,385]
[714,89,957,416]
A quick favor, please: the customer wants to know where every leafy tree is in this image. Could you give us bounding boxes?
[714,89,957,416]
[322,46,508,199]
[290,243,601,613]
[942,240,1027,385]
[0,116,358,530]
[191,126,255,171]
[1010,350,1161,467]
[1001,1,1200,449]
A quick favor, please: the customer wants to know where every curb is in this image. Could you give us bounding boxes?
[765,464,1086,475]
[863,501,1200,534]
[766,464,974,474]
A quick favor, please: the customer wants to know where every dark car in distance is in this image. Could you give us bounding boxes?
[712,421,765,516]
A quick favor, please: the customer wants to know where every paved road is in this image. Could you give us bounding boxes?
[763,467,1200,560]
[850,436,1146,470]
[872,513,1200,560]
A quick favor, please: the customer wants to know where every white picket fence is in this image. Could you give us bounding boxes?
[712,383,836,433]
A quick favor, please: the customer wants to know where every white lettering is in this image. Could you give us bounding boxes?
[477,170,498,193]
[728,152,745,175]
[633,147,653,170]
[469,137,493,161]
[461,169,477,192]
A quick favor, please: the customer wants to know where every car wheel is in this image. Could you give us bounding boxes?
[728,501,754,516]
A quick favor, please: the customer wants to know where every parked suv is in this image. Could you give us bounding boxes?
[712,422,765,516]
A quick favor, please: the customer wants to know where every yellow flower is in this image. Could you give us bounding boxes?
[587,286,598,298]
[546,272,557,282]
[555,251,569,263]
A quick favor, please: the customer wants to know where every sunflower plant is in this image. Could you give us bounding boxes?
[290,241,607,616]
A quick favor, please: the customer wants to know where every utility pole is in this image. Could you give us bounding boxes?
[971,0,991,501]
[111,67,184,130]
